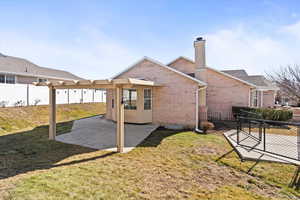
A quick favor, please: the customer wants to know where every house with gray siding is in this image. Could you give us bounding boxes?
[0,53,82,84]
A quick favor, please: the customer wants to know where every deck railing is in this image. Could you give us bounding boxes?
[236,116,300,161]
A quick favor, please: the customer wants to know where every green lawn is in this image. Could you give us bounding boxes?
[1,128,299,199]
[0,104,299,199]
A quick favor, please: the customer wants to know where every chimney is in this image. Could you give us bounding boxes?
[194,37,207,82]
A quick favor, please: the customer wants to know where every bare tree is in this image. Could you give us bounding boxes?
[268,65,300,105]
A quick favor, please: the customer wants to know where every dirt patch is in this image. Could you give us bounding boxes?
[194,145,226,156]
[194,161,287,199]
[191,141,290,199]
[194,162,246,191]
[138,167,196,199]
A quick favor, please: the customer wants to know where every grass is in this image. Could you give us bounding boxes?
[0,103,105,135]
[1,127,299,199]
[0,106,299,199]
[0,103,105,179]
[242,126,298,136]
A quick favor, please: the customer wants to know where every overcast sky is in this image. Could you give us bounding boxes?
[1,0,300,79]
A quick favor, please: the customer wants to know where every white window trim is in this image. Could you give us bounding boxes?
[143,88,152,110]
[123,88,138,110]
[250,89,259,108]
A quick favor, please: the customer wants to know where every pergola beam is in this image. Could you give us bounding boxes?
[52,85,115,90]
[40,78,160,153]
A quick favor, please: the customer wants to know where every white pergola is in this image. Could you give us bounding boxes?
[34,78,159,153]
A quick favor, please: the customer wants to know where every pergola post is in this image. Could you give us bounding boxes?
[49,86,56,140]
[116,86,124,153]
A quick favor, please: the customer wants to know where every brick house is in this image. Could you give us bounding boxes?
[106,38,279,128]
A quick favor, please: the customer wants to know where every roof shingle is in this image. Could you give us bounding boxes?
[221,69,248,78]
[0,54,83,80]
[222,70,277,89]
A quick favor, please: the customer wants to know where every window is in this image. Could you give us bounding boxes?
[144,89,152,110]
[251,90,258,107]
[5,75,15,84]
[112,99,114,108]
[38,78,47,83]
[0,74,4,83]
[0,74,16,84]
[123,89,137,110]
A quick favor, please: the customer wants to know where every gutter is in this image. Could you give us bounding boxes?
[195,86,206,133]
[0,70,81,82]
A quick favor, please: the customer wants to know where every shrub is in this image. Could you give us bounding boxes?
[232,106,293,121]
[200,121,215,134]
[14,100,25,107]
[256,108,293,121]
[232,106,256,117]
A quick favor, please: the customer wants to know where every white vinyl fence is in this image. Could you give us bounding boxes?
[0,83,106,107]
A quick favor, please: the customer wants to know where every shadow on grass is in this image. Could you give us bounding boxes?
[0,123,187,180]
[137,127,192,148]
[0,120,108,179]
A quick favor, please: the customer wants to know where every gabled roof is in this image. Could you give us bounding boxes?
[0,53,83,81]
[167,56,256,87]
[167,56,280,90]
[239,75,279,90]
[239,75,269,86]
[206,67,257,87]
[112,56,207,86]
[221,69,248,78]
[166,56,195,66]
[222,70,279,90]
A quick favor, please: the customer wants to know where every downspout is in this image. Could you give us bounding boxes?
[195,86,206,133]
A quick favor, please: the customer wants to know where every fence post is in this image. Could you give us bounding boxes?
[67,89,70,104]
[259,122,262,141]
[26,84,29,106]
[92,89,95,103]
[81,89,83,103]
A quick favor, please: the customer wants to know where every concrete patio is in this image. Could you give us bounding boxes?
[56,115,159,153]
[224,130,300,166]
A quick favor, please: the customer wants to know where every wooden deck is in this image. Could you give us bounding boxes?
[224,130,300,166]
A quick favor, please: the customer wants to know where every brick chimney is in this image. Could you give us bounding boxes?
[194,37,207,82]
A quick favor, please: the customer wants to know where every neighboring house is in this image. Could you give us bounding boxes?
[105,38,279,128]
[0,53,83,84]
[0,53,102,107]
